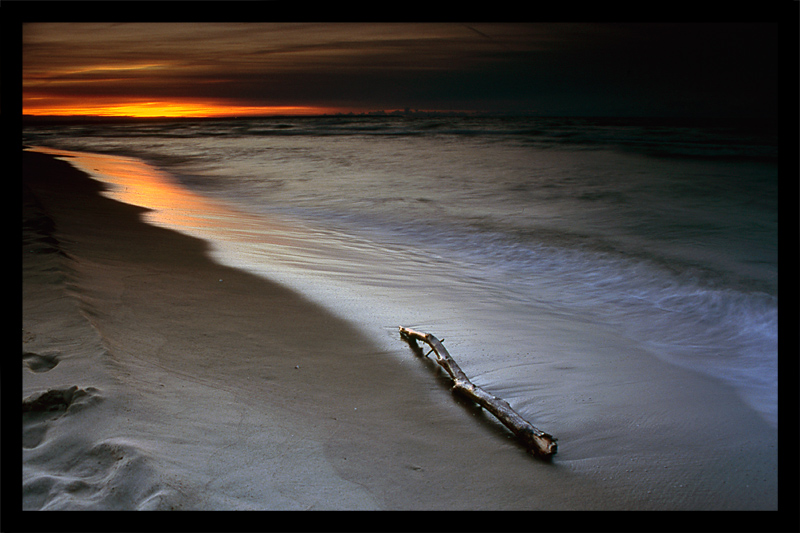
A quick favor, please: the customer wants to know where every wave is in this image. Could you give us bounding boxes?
[23,115,777,162]
[23,116,779,428]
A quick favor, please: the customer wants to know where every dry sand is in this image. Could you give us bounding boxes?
[19,149,785,524]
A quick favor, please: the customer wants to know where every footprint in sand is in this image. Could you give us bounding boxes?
[22,387,183,509]
[22,385,101,449]
[23,436,181,510]
[23,351,59,373]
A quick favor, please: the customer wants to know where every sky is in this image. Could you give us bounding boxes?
[22,22,779,118]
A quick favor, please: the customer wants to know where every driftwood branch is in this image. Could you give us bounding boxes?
[399,326,557,458]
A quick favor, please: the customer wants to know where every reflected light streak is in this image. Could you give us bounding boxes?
[27,146,301,250]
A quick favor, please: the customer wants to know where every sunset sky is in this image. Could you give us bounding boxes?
[22,22,779,118]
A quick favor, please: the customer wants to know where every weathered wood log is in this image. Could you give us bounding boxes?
[399,326,557,458]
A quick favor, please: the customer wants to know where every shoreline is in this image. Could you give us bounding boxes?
[21,148,779,515]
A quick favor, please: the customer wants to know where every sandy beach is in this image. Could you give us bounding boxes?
[21,148,782,520]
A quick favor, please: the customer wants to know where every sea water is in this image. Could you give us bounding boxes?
[24,115,778,428]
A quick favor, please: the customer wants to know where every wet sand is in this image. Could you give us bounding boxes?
[20,149,782,523]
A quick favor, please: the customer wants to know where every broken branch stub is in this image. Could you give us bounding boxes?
[399,326,557,458]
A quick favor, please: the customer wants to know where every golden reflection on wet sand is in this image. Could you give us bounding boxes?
[28,146,297,249]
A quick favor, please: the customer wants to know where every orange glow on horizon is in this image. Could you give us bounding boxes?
[23,96,339,118]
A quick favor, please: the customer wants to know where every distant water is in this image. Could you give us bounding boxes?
[24,115,778,427]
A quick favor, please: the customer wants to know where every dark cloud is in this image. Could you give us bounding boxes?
[23,22,779,117]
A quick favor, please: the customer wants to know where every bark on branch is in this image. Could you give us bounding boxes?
[399,326,557,458]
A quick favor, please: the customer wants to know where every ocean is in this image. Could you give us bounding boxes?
[23,115,779,429]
